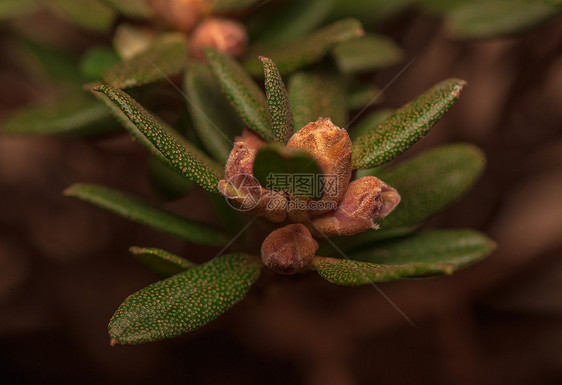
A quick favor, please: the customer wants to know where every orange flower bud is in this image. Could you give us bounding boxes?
[286,117,352,215]
[190,17,248,60]
[148,0,208,34]
[310,176,400,237]
[261,224,318,274]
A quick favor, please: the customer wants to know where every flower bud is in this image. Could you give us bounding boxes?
[219,142,287,223]
[148,0,207,34]
[235,128,264,150]
[286,117,352,215]
[261,224,319,274]
[310,176,400,237]
[190,17,248,60]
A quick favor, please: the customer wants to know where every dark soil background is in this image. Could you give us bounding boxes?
[1,6,562,385]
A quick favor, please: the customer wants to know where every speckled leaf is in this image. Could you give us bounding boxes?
[244,19,364,76]
[347,83,383,110]
[101,0,152,18]
[212,0,267,12]
[332,34,403,74]
[352,78,466,169]
[46,0,116,32]
[260,57,294,143]
[104,33,187,89]
[288,70,347,130]
[204,47,273,141]
[184,62,244,164]
[378,143,486,229]
[315,229,495,285]
[109,253,262,345]
[2,94,118,136]
[445,1,560,40]
[93,84,221,192]
[148,156,194,201]
[65,183,229,246]
[253,143,323,198]
[129,246,196,277]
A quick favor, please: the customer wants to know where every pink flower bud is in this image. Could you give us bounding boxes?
[261,224,319,274]
[310,176,400,237]
[286,117,352,215]
[234,128,264,150]
[148,0,207,34]
[190,17,248,60]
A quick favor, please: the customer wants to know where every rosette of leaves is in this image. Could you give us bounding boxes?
[58,50,495,345]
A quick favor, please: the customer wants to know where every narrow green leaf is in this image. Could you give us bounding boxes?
[332,34,404,74]
[93,84,221,192]
[148,156,194,201]
[445,1,560,40]
[65,183,229,246]
[46,0,116,32]
[350,108,394,141]
[109,253,262,345]
[253,143,323,198]
[260,56,294,143]
[183,63,244,164]
[244,18,365,76]
[100,0,152,18]
[129,246,196,277]
[204,47,273,141]
[2,94,118,136]
[352,78,466,169]
[252,0,336,45]
[315,229,495,285]
[288,70,347,130]
[378,143,486,229]
[212,0,268,12]
[347,83,383,110]
[104,33,188,89]
[80,48,121,81]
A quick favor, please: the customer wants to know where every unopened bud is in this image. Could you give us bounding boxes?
[310,176,400,237]
[261,224,319,274]
[190,17,248,60]
[235,128,264,150]
[148,0,207,34]
[287,117,352,215]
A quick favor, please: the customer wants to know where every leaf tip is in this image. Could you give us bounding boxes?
[109,338,118,347]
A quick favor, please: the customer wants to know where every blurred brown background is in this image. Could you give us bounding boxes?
[1,6,562,385]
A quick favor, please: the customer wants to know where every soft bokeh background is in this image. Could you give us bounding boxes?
[1,3,562,385]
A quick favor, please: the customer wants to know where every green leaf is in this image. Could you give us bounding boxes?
[100,0,152,18]
[93,84,221,192]
[445,1,560,40]
[332,34,404,74]
[46,0,116,32]
[109,253,262,345]
[148,156,194,201]
[80,48,121,81]
[104,33,188,89]
[260,56,294,143]
[244,18,365,76]
[350,108,394,141]
[378,143,486,229]
[0,0,39,20]
[113,23,154,60]
[183,62,244,164]
[204,47,273,141]
[315,229,495,285]
[212,0,268,12]
[65,183,229,246]
[288,70,347,130]
[129,246,196,277]
[252,0,336,45]
[347,83,383,110]
[253,143,323,198]
[352,78,466,169]
[2,94,118,136]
